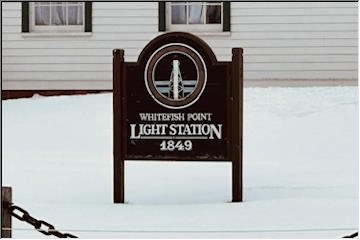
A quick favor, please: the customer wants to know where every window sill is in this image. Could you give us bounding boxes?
[22,32,93,38]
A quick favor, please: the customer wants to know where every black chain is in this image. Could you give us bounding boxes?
[343,232,358,238]
[7,203,77,238]
[5,201,357,238]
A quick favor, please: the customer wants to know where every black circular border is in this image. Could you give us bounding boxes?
[145,44,207,109]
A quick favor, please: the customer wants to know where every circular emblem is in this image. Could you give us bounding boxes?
[144,43,207,109]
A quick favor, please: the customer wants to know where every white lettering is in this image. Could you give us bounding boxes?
[130,124,140,139]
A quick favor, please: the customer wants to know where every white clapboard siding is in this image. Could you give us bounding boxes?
[231,23,358,32]
[3,72,111,81]
[93,2,158,10]
[3,54,356,64]
[3,56,113,64]
[3,62,356,72]
[232,15,357,24]
[233,8,357,16]
[1,2,358,90]
[2,32,159,41]
[228,2,356,8]
[3,64,112,72]
[1,2,20,10]
[4,39,357,49]
[1,10,21,18]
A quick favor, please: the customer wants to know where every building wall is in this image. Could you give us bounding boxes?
[2,2,358,90]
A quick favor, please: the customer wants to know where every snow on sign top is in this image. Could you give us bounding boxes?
[112,32,243,203]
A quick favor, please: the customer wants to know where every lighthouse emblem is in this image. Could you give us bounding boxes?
[169,60,184,100]
[144,43,207,109]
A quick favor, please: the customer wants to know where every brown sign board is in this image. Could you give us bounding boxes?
[113,32,243,203]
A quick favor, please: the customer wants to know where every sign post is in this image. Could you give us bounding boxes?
[1,187,12,238]
[231,48,243,202]
[113,32,243,203]
[113,49,125,203]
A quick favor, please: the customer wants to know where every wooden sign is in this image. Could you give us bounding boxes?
[113,32,243,203]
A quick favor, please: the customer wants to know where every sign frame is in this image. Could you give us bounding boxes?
[113,32,243,203]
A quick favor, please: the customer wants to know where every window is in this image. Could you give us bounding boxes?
[159,2,230,32]
[31,2,83,32]
[22,2,92,33]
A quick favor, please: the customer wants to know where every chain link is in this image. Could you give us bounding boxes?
[343,232,358,238]
[7,203,78,238]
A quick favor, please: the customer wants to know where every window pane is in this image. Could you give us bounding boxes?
[171,4,186,24]
[68,4,83,25]
[51,2,64,6]
[188,3,204,24]
[34,2,50,6]
[206,5,221,24]
[51,4,66,25]
[35,5,50,25]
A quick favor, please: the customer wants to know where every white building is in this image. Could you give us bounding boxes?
[1,1,358,90]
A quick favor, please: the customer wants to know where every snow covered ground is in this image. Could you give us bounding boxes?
[2,87,358,238]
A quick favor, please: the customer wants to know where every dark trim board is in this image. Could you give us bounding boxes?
[158,2,166,32]
[223,2,231,32]
[84,2,92,32]
[21,2,29,32]
[1,90,110,100]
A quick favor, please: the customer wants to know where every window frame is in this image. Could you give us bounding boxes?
[22,2,92,33]
[29,2,84,33]
[165,2,224,32]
